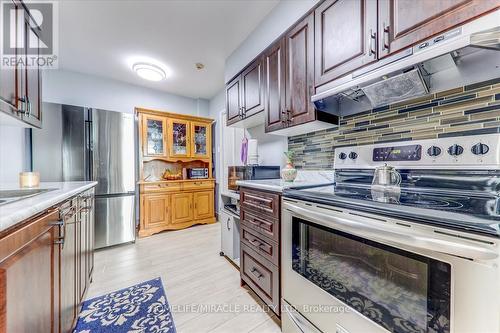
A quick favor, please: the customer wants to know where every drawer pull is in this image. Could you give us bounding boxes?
[250,267,263,279]
[249,239,262,247]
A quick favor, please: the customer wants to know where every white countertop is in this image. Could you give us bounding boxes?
[236,170,334,193]
[0,181,98,232]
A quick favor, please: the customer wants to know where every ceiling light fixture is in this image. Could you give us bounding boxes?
[132,62,166,81]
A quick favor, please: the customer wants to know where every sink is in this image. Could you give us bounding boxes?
[0,188,56,206]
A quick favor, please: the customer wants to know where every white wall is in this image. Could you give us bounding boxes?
[0,126,26,183]
[32,103,63,182]
[43,70,210,116]
[224,0,320,82]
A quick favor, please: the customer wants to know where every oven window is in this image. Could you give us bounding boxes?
[292,217,451,333]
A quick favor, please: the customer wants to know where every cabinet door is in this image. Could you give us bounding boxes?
[168,119,190,158]
[60,208,78,333]
[0,210,60,333]
[226,76,241,125]
[190,122,211,159]
[264,39,287,133]
[315,0,377,85]
[78,208,88,301]
[0,0,20,116]
[87,193,95,279]
[240,58,265,119]
[23,22,42,127]
[378,0,500,57]
[285,13,316,127]
[171,193,193,224]
[143,194,170,229]
[193,190,214,220]
[142,114,167,157]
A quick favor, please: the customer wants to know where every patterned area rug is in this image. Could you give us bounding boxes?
[74,277,176,333]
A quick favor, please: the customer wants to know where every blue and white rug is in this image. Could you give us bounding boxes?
[74,277,176,333]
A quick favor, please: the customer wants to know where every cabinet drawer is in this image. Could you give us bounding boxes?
[240,188,280,219]
[241,209,279,243]
[142,182,181,193]
[241,226,278,266]
[182,180,214,191]
[241,244,279,314]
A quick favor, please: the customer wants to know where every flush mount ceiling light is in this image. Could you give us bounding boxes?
[132,62,166,81]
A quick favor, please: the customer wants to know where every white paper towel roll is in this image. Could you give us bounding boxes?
[247,139,258,165]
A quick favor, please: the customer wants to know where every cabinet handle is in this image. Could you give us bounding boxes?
[250,239,262,247]
[382,23,390,51]
[51,219,65,247]
[226,218,231,231]
[26,96,31,118]
[368,29,376,58]
[250,267,263,279]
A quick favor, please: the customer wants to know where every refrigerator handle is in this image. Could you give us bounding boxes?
[84,109,93,181]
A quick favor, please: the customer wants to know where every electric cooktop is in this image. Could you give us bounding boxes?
[284,183,500,237]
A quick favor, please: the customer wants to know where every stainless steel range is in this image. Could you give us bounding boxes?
[281,134,500,333]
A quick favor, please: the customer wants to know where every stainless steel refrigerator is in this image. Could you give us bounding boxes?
[62,105,136,249]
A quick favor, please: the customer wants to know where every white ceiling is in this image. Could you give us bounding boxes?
[58,0,279,100]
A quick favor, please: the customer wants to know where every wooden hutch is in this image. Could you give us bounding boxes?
[136,108,215,237]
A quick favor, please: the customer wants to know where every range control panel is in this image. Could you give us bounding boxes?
[373,144,422,162]
[334,133,500,169]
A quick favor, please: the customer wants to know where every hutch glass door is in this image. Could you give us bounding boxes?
[169,119,190,157]
[143,115,166,157]
[191,122,209,158]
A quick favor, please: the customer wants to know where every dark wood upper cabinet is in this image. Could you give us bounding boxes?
[0,1,43,128]
[240,58,265,119]
[315,0,377,86]
[285,12,316,127]
[264,40,286,133]
[225,76,241,126]
[0,1,20,116]
[378,0,500,58]
[226,57,265,127]
[24,24,43,127]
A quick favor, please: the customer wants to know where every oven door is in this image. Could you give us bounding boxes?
[282,199,500,333]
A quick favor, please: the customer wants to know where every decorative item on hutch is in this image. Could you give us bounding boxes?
[136,108,215,238]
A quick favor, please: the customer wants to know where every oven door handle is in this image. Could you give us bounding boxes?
[285,203,498,261]
[283,300,322,333]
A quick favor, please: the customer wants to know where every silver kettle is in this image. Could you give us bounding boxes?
[372,164,402,187]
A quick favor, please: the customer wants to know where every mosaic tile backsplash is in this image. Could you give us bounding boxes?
[288,79,500,169]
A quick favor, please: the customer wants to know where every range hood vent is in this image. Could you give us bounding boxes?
[361,68,429,107]
[313,11,500,117]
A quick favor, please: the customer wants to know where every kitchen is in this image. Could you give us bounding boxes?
[0,0,499,332]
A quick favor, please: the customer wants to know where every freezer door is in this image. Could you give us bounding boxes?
[95,195,135,249]
[62,105,87,181]
[92,109,135,195]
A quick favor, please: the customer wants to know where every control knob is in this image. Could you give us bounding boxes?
[339,152,347,160]
[471,143,489,155]
[349,152,358,160]
[448,144,464,156]
[427,146,441,157]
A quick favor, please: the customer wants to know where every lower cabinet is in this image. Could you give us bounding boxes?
[0,187,95,333]
[0,209,60,333]
[239,187,281,317]
[143,193,171,229]
[60,202,78,333]
[139,181,216,237]
[193,191,214,220]
[171,193,194,224]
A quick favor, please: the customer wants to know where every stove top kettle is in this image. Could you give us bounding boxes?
[372,164,402,187]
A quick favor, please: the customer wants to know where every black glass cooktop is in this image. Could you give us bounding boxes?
[284,183,500,237]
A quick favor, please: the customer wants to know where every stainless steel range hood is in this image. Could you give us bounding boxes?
[313,10,500,117]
